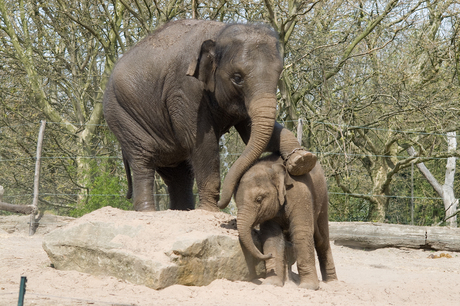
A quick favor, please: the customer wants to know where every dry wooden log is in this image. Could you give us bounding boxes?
[329,222,460,252]
[0,201,35,215]
[426,227,460,251]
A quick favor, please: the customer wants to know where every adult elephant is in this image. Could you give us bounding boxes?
[103,19,316,212]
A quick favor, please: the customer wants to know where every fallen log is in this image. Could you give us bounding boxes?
[426,227,460,251]
[329,222,460,252]
[0,201,35,215]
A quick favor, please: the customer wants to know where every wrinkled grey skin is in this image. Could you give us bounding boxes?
[235,154,337,289]
[103,20,316,212]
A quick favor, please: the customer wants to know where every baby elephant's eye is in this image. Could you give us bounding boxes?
[231,73,243,86]
[256,195,263,203]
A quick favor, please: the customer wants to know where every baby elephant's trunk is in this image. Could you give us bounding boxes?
[237,210,272,260]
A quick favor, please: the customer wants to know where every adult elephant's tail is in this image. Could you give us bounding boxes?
[122,150,133,199]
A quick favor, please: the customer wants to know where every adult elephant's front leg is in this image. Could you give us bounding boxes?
[269,123,317,176]
[191,134,221,212]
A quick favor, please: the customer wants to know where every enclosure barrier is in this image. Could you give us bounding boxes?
[0,120,458,233]
[0,121,46,235]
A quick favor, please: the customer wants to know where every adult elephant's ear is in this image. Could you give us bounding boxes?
[186,40,216,92]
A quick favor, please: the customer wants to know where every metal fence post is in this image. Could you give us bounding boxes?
[18,276,27,306]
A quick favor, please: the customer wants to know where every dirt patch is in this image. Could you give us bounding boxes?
[1,212,459,305]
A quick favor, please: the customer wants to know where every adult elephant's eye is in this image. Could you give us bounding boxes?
[231,73,243,86]
[256,195,263,204]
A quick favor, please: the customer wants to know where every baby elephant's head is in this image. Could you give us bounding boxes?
[234,161,293,260]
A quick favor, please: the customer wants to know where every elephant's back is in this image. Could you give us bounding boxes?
[108,19,226,125]
[104,20,227,165]
[304,162,328,213]
[137,20,225,51]
[117,20,225,72]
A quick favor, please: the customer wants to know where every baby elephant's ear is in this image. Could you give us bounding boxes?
[271,163,293,206]
[186,40,216,92]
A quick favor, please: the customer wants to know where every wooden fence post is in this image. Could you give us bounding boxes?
[297,118,303,145]
[29,120,46,236]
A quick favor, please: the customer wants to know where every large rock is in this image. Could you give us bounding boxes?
[43,207,264,289]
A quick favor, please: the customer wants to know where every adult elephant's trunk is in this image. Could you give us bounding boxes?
[237,208,273,260]
[217,93,276,209]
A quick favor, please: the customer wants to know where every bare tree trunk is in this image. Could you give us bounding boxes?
[367,164,390,222]
[444,132,458,227]
[407,133,458,227]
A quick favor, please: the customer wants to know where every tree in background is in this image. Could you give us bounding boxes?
[0,0,125,208]
[0,0,458,226]
[286,0,460,224]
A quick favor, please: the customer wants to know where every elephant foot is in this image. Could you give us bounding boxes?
[324,273,338,282]
[263,275,284,287]
[285,149,317,176]
[196,203,220,212]
[325,276,338,283]
[134,201,156,212]
[299,278,320,290]
[288,270,300,283]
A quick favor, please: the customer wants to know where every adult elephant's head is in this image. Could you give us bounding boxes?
[187,24,283,209]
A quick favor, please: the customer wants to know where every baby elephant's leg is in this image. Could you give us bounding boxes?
[260,221,286,286]
[284,240,298,283]
[314,220,338,282]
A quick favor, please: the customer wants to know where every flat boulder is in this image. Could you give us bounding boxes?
[43,206,264,289]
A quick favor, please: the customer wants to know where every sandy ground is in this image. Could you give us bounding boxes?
[1,213,460,306]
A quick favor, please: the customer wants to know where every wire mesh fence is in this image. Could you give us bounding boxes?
[0,120,457,226]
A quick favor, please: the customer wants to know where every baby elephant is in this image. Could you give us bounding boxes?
[234,153,337,289]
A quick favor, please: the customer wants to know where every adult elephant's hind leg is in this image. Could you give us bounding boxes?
[131,166,156,211]
[157,161,195,210]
